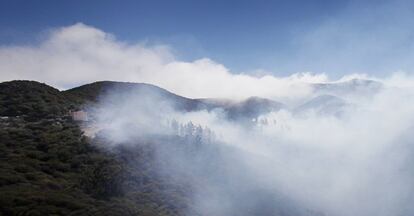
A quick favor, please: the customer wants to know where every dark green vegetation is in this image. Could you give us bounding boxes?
[0,81,195,215]
[0,117,196,215]
[0,80,180,119]
[0,81,74,119]
[0,80,322,216]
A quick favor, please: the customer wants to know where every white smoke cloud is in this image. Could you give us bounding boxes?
[91,77,414,216]
[0,23,331,100]
[247,87,414,216]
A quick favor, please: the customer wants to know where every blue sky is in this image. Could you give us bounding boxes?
[1,0,414,78]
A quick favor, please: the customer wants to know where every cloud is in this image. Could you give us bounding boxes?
[93,75,414,216]
[0,23,331,100]
[4,22,414,101]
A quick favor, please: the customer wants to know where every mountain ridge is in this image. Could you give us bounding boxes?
[1,80,287,121]
[0,78,382,121]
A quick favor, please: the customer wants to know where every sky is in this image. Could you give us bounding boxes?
[2,2,414,215]
[1,0,414,79]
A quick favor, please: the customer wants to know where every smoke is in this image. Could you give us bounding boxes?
[89,77,414,216]
[249,87,414,216]
[0,23,328,100]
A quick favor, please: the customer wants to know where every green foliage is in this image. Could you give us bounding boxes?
[0,81,75,119]
[80,159,125,199]
[0,114,193,215]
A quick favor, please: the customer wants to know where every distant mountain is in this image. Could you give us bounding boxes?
[67,81,285,120]
[295,94,348,116]
[200,96,284,121]
[312,78,383,96]
[1,79,382,121]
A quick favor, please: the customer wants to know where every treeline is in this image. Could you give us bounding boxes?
[169,119,216,145]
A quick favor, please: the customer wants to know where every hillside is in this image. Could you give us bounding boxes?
[0,80,327,216]
[0,81,196,215]
[0,80,202,120]
[0,81,75,119]
[0,116,198,215]
[294,94,348,116]
[64,81,202,111]
[0,80,284,121]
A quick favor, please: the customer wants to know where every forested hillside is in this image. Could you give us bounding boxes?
[0,80,323,216]
[0,81,197,215]
[0,81,74,119]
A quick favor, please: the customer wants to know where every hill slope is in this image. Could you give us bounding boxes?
[0,116,195,215]
[0,80,324,216]
[64,81,202,111]
[0,81,74,119]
